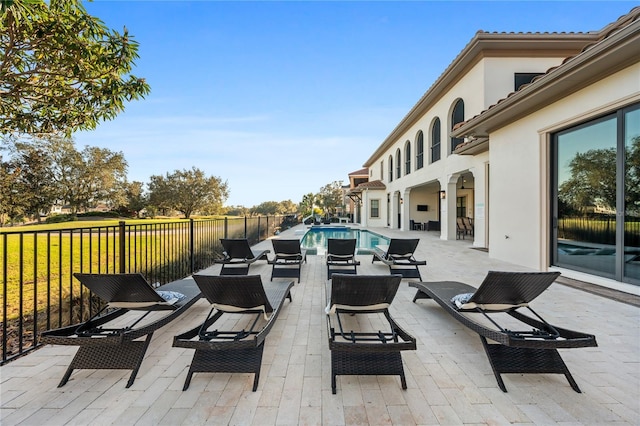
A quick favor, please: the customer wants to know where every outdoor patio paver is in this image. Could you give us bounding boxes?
[1,224,639,425]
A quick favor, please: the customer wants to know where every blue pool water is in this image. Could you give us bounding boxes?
[300,226,390,255]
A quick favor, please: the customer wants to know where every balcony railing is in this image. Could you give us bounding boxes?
[0,215,289,364]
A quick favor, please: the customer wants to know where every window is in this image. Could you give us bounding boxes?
[416,131,424,169]
[456,196,466,218]
[451,99,464,152]
[404,141,411,175]
[514,73,544,91]
[380,160,384,180]
[370,199,380,218]
[431,118,441,162]
[552,103,639,285]
[395,149,401,179]
[388,155,393,182]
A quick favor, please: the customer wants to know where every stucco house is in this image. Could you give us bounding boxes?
[357,7,639,289]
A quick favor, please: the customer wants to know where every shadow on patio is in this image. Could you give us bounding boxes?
[1,224,638,425]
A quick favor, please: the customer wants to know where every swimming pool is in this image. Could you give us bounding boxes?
[300,226,390,255]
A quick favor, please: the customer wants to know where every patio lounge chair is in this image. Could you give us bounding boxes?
[326,238,360,278]
[372,238,426,280]
[173,274,293,391]
[41,273,201,388]
[215,238,270,275]
[269,239,307,283]
[326,274,416,394]
[409,271,597,392]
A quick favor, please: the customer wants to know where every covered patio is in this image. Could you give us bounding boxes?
[2,224,638,425]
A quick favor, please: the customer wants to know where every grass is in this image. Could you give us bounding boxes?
[0,216,254,323]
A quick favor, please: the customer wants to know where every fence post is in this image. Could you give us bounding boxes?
[224,217,228,238]
[257,216,261,241]
[189,218,195,274]
[244,216,248,238]
[119,221,126,273]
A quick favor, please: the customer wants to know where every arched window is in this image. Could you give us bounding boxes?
[431,118,441,163]
[451,99,465,152]
[404,141,411,175]
[395,148,401,179]
[388,155,393,182]
[380,160,384,180]
[416,131,424,169]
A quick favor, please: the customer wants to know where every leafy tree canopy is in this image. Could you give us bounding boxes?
[317,180,344,216]
[1,0,150,137]
[148,167,229,219]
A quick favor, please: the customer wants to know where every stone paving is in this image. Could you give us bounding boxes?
[1,224,639,425]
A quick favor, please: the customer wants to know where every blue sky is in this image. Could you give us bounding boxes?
[76,1,637,207]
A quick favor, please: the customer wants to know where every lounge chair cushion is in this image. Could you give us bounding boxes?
[325,302,390,315]
[108,289,185,309]
[450,291,528,311]
[213,303,270,320]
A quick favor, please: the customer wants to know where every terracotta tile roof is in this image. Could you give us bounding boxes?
[348,167,368,176]
[357,180,386,190]
[452,6,640,154]
[346,179,386,196]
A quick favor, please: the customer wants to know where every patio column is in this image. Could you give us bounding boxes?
[402,188,411,231]
[440,176,458,240]
[469,165,487,248]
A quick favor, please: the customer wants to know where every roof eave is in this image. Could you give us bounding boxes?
[453,20,640,139]
[363,32,598,167]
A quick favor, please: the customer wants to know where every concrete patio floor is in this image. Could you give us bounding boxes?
[1,224,639,425]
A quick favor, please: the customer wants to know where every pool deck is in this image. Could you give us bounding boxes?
[1,224,639,425]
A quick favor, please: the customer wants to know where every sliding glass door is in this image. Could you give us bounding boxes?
[552,103,639,285]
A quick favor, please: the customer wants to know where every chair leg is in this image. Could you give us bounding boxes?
[479,336,583,393]
[126,333,154,388]
[57,333,154,388]
[332,373,337,394]
[58,365,75,388]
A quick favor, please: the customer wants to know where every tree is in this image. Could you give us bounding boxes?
[45,140,128,213]
[251,201,280,216]
[0,155,26,225]
[118,180,146,218]
[5,143,57,221]
[148,167,229,219]
[299,193,316,217]
[1,0,150,137]
[317,181,344,217]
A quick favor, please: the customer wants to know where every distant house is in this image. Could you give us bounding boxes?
[359,7,639,288]
[345,167,368,222]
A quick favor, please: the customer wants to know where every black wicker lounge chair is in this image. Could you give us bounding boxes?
[269,239,307,283]
[409,271,597,392]
[173,274,293,391]
[326,238,360,278]
[326,274,416,394]
[372,238,426,280]
[215,238,270,275]
[41,273,201,388]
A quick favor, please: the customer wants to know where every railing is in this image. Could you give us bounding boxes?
[0,215,288,364]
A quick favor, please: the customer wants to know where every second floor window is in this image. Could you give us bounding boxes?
[451,99,464,152]
[416,131,424,169]
[404,141,411,175]
[431,118,441,162]
[395,149,401,179]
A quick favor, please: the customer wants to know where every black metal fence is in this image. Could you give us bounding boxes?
[0,215,288,364]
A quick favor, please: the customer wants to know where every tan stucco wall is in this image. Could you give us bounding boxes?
[365,55,568,232]
[488,63,640,270]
